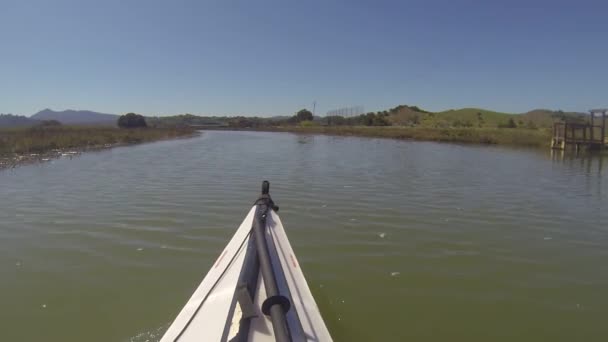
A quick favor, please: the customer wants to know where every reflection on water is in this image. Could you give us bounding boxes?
[1,131,607,342]
[551,149,606,198]
[551,149,605,174]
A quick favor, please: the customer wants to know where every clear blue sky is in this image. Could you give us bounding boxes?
[1,0,607,116]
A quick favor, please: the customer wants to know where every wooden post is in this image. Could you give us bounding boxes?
[590,112,595,141]
[571,125,575,142]
[583,125,587,141]
[602,111,606,146]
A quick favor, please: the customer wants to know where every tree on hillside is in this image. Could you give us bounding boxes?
[362,112,390,126]
[295,109,313,122]
[477,112,484,127]
[326,115,346,126]
[409,106,425,113]
[372,115,390,126]
[507,118,517,128]
[411,115,420,125]
[526,121,538,129]
[499,118,517,128]
[118,113,147,128]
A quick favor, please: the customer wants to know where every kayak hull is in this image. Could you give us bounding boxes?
[160,206,332,342]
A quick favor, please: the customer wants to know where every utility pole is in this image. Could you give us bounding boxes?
[313,101,316,116]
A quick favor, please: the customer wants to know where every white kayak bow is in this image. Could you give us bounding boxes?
[160,181,332,342]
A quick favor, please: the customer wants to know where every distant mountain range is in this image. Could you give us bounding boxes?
[0,114,36,127]
[0,109,119,127]
[31,109,118,125]
[0,106,590,128]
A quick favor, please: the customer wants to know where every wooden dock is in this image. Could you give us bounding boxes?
[551,109,607,150]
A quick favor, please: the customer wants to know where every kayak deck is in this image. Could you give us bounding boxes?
[160,191,332,342]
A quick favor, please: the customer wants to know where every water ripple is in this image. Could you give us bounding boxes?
[1,131,607,342]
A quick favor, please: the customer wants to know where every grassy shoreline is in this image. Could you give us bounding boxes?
[218,126,552,148]
[0,124,552,170]
[0,126,197,168]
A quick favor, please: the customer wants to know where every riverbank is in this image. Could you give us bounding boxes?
[0,126,197,169]
[221,126,552,148]
[2,130,605,342]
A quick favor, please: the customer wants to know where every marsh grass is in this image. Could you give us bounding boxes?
[0,125,196,155]
[260,126,551,148]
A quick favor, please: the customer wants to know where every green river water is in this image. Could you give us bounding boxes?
[1,131,607,341]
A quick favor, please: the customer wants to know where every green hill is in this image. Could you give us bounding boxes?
[421,108,514,128]
[520,109,557,127]
[384,105,429,126]
[383,106,587,129]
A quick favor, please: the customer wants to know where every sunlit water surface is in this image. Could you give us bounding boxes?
[1,131,607,341]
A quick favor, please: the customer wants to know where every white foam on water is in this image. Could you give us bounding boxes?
[127,324,168,342]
